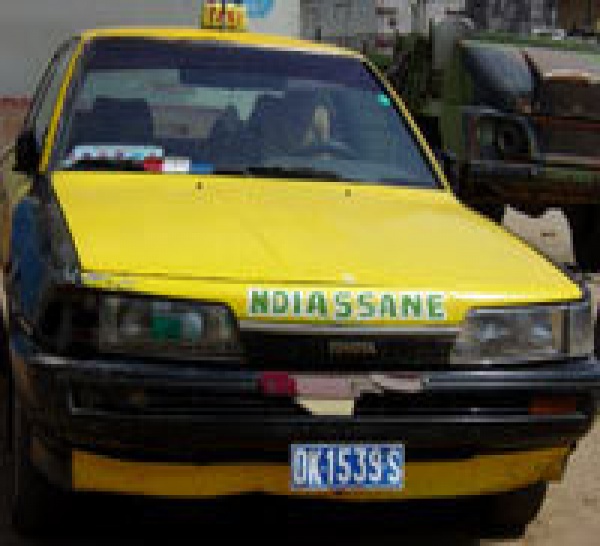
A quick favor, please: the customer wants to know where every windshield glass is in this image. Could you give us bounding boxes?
[463,42,535,107]
[54,38,439,188]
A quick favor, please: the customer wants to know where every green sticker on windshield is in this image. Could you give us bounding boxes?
[378,93,391,107]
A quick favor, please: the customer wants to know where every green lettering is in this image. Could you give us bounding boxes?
[250,290,270,315]
[427,293,446,320]
[358,292,376,319]
[307,291,328,318]
[380,293,397,319]
[272,291,289,315]
[293,291,303,316]
[401,293,423,319]
[334,292,352,319]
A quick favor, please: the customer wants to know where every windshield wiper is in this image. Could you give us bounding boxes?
[247,166,348,180]
[214,166,353,182]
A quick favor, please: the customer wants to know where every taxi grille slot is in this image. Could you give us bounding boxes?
[71,385,306,417]
[71,386,578,420]
[355,393,532,417]
[242,333,453,371]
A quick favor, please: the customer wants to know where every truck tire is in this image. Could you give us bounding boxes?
[567,205,600,272]
[480,482,548,534]
[9,388,64,536]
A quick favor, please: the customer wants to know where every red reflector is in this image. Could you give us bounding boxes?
[143,157,163,172]
[259,372,296,397]
[530,397,578,416]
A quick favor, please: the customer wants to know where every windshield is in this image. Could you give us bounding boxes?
[463,42,535,109]
[54,38,439,188]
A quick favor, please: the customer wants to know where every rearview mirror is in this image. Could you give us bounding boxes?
[14,129,40,175]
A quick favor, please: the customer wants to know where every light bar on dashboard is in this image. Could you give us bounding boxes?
[142,157,215,175]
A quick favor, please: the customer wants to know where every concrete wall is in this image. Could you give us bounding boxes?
[250,0,300,37]
[0,0,300,147]
[300,0,464,50]
[465,0,559,32]
[0,0,300,98]
[377,0,413,36]
[0,0,198,98]
[411,0,465,33]
[301,0,378,49]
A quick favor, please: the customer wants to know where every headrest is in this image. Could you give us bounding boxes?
[89,97,154,142]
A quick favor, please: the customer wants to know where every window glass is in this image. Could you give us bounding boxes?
[464,43,534,106]
[56,38,439,189]
[33,42,78,145]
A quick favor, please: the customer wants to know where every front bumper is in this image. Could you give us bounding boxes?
[11,332,600,499]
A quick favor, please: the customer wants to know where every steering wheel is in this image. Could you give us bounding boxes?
[293,140,356,159]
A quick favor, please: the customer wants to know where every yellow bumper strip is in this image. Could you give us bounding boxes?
[72,447,568,500]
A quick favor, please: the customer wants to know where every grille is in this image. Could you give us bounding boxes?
[538,121,600,158]
[535,81,600,158]
[355,392,532,417]
[71,384,306,417]
[72,385,547,420]
[242,333,454,372]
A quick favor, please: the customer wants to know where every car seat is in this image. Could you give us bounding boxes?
[68,97,155,148]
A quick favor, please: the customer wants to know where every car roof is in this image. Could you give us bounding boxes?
[80,27,360,58]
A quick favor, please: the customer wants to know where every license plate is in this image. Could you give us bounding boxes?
[291,444,404,491]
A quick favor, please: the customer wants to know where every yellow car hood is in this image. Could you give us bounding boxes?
[52,171,580,322]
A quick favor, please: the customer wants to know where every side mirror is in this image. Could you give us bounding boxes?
[436,149,460,194]
[14,129,40,175]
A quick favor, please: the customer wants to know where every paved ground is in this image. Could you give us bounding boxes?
[0,208,597,545]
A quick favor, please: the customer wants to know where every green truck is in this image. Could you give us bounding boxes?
[386,22,600,271]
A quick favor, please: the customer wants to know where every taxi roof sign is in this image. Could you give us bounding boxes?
[201,1,248,31]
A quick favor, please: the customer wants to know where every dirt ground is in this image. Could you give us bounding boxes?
[499,426,600,546]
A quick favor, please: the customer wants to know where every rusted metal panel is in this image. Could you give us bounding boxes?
[525,47,600,80]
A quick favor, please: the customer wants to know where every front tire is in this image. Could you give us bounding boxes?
[9,389,64,536]
[480,482,548,534]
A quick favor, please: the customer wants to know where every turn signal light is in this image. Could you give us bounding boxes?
[529,396,578,416]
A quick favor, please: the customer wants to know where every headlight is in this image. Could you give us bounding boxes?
[38,291,241,359]
[472,115,531,161]
[98,296,240,358]
[450,300,593,366]
[495,120,530,159]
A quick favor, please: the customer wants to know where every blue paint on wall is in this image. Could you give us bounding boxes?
[243,0,275,19]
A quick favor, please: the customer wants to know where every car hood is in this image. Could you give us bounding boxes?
[52,171,580,317]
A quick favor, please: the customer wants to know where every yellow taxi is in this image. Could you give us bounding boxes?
[1,7,599,535]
